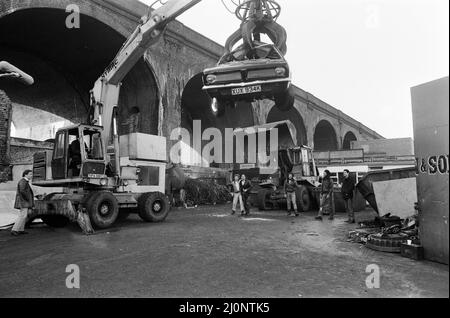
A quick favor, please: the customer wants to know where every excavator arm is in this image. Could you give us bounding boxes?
[89,0,202,175]
[0,61,34,85]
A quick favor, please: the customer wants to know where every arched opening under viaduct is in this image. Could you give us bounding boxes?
[180,73,255,166]
[313,120,338,151]
[267,105,307,147]
[0,7,159,142]
[342,131,357,150]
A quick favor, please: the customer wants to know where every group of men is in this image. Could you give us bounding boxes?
[230,174,253,216]
[10,168,357,236]
[230,169,357,223]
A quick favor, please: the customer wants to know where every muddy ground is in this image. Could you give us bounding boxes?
[0,205,448,298]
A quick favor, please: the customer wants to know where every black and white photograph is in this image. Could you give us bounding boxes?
[0,0,448,305]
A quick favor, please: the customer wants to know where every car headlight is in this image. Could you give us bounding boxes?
[100,178,108,186]
[211,98,219,113]
[206,74,217,84]
[275,67,286,77]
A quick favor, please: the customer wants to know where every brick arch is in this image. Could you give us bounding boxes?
[0,0,131,37]
[342,131,358,150]
[0,4,160,138]
[313,119,338,151]
[266,104,308,146]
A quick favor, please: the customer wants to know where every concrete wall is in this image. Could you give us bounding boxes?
[351,138,414,156]
[9,137,54,165]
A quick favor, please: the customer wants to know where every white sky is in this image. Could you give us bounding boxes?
[141,0,449,138]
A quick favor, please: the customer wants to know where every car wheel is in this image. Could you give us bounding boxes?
[211,98,227,117]
[85,191,119,229]
[138,192,170,222]
[274,86,295,111]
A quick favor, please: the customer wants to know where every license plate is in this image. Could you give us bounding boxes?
[88,174,106,179]
[231,85,262,96]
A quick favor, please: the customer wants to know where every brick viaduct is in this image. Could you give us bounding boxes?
[0,0,383,170]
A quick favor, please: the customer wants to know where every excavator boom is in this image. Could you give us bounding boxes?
[101,0,202,86]
[90,0,202,175]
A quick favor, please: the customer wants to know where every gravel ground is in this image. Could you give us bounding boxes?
[0,205,448,298]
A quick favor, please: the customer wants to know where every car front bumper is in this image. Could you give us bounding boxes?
[203,78,291,100]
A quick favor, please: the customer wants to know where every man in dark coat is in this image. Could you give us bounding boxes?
[239,174,252,216]
[12,169,34,236]
[315,170,334,221]
[341,169,356,223]
[284,173,299,216]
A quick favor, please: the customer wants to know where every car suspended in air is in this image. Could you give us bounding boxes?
[202,42,295,117]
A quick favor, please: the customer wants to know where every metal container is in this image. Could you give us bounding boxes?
[411,77,449,265]
[356,167,416,213]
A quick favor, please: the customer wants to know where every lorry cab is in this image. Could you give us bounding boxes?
[287,146,320,183]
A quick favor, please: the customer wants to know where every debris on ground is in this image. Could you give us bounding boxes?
[347,228,379,244]
[348,213,421,254]
[183,178,232,207]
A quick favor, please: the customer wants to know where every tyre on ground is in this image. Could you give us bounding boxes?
[138,192,170,222]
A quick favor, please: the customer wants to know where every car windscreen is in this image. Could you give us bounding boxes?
[251,45,282,59]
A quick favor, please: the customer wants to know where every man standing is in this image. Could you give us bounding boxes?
[239,174,252,216]
[341,169,356,223]
[315,170,334,221]
[284,173,299,216]
[12,169,34,236]
[231,174,245,215]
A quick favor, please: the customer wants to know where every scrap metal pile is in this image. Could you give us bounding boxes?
[183,178,232,206]
[348,213,420,253]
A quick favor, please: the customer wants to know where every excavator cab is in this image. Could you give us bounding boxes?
[50,125,106,180]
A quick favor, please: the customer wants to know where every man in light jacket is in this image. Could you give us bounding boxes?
[231,174,245,215]
[12,170,34,236]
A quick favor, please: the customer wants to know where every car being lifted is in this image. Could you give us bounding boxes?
[202,42,295,117]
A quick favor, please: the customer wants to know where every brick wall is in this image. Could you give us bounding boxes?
[0,89,12,182]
